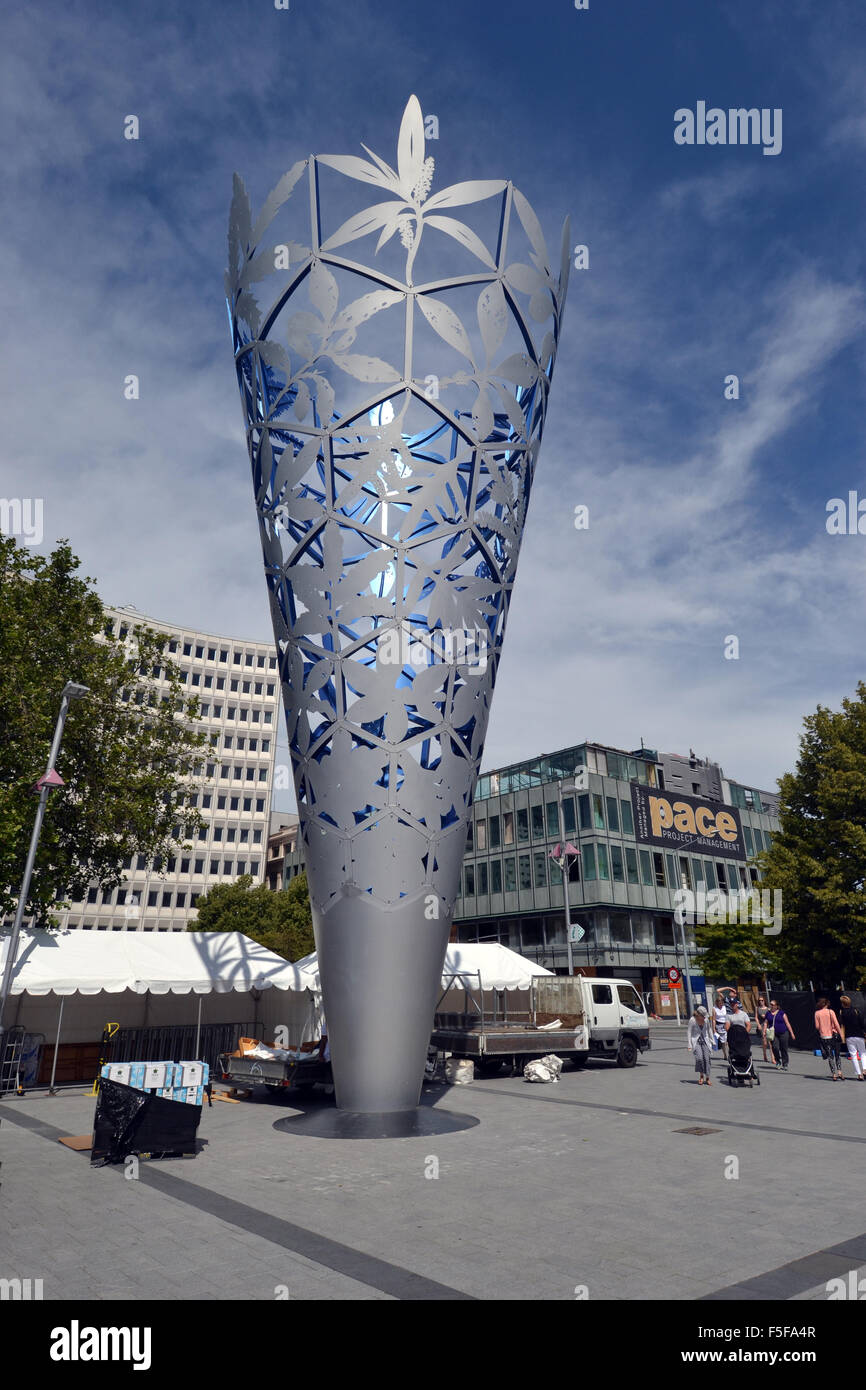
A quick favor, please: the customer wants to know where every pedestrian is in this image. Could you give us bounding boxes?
[756,994,772,1063]
[688,1005,713,1085]
[838,996,866,1081]
[713,993,729,1059]
[764,999,795,1070]
[727,998,751,1031]
[814,997,844,1080]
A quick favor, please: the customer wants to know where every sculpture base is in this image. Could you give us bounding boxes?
[272,1106,479,1140]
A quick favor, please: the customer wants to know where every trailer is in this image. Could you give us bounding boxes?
[430,972,650,1075]
[217,1050,332,1097]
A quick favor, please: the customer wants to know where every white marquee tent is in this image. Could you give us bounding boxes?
[294,942,553,993]
[0,931,322,1080]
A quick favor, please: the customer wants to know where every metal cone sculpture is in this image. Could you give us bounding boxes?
[227,98,569,1116]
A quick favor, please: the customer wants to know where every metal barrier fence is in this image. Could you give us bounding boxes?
[111,1021,258,1075]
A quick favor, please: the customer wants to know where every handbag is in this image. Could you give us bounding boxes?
[765,1025,775,1040]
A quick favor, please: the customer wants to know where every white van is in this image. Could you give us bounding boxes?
[573,976,650,1068]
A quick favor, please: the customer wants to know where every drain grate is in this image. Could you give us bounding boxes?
[674,1126,721,1136]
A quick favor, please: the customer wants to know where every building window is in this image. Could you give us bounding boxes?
[562,796,576,834]
[87,887,98,903]
[653,853,666,887]
[678,857,692,890]
[253,829,262,843]
[148,891,158,907]
[517,809,529,842]
[183,642,191,656]
[597,843,610,880]
[691,858,704,886]
[518,854,532,890]
[531,804,544,840]
[545,801,559,837]
[464,865,475,897]
[655,918,675,948]
[504,857,516,892]
[243,797,252,811]
[578,794,592,831]
[592,794,605,830]
[625,847,639,884]
[727,862,740,891]
[639,850,653,886]
[162,892,173,908]
[213,828,223,842]
[478,862,488,895]
[581,844,597,881]
[269,658,276,669]
[491,859,502,894]
[194,859,204,874]
[267,682,275,694]
[489,815,500,848]
[715,863,727,893]
[217,796,226,810]
[256,799,264,812]
[665,854,678,888]
[476,818,487,850]
[503,812,514,846]
[611,845,625,883]
[743,825,754,855]
[181,858,190,873]
[533,850,547,888]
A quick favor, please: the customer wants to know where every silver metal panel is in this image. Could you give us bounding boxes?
[227,97,568,1113]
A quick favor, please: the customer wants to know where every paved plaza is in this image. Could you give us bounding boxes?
[2,1023,864,1302]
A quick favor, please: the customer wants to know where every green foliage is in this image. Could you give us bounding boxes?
[0,536,208,924]
[694,909,778,982]
[759,682,866,987]
[191,872,315,962]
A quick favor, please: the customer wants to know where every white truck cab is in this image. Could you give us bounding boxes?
[574,976,650,1068]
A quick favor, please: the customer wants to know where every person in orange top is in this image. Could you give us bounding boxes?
[814,997,844,1080]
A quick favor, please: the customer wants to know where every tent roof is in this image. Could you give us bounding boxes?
[1,930,319,997]
[294,942,553,992]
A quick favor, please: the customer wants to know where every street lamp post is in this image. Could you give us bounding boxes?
[0,682,90,1067]
[555,779,582,976]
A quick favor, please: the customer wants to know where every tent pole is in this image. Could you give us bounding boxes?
[194,994,202,1058]
[48,996,65,1096]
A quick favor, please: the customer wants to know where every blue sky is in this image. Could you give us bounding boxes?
[3,0,866,806]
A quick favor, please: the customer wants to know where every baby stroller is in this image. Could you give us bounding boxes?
[726,1024,760,1088]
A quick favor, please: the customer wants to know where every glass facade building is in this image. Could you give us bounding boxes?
[284,738,781,1001]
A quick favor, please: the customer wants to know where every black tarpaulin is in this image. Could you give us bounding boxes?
[91,1078,201,1165]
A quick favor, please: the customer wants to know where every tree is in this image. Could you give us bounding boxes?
[758,682,866,987]
[0,536,207,924]
[191,873,315,962]
[694,906,779,983]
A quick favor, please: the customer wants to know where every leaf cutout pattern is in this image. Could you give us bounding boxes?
[227,94,568,915]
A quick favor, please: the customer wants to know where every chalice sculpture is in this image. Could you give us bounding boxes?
[227,97,569,1133]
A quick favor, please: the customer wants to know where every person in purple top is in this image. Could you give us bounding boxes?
[764,999,795,1070]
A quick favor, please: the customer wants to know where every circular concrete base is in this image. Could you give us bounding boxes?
[272,1106,479,1139]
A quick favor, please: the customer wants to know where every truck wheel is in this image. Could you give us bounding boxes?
[616,1038,638,1068]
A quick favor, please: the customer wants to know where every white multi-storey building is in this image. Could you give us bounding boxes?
[62,604,281,932]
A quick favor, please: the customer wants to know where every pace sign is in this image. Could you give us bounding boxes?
[630,785,744,860]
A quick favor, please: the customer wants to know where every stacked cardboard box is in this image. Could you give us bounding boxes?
[101,1060,209,1105]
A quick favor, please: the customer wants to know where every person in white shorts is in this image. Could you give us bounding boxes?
[713,995,729,1059]
[839,996,866,1080]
